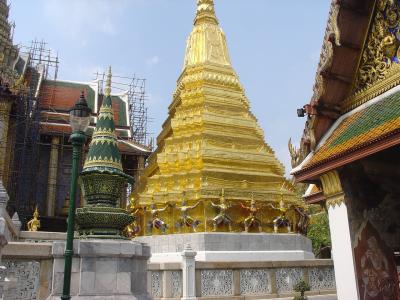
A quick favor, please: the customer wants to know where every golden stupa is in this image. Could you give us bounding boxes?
[133,0,300,235]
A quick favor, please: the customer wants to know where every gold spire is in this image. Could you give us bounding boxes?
[104,66,112,97]
[183,0,231,68]
[195,0,218,25]
[134,0,298,235]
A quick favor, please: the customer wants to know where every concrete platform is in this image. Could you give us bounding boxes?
[46,239,151,300]
[136,232,314,263]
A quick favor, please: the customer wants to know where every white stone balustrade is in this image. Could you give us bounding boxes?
[148,258,336,299]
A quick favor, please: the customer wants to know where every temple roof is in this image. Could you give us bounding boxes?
[293,0,400,181]
[39,80,131,137]
[296,0,375,158]
[293,88,400,180]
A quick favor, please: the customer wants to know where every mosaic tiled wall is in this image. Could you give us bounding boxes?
[171,271,182,298]
[275,267,304,293]
[200,269,233,296]
[2,260,40,300]
[150,271,162,298]
[240,269,271,295]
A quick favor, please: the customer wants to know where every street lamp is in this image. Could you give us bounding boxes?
[61,91,92,300]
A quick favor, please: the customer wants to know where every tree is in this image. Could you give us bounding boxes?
[307,211,331,258]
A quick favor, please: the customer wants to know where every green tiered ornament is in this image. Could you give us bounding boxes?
[76,66,134,239]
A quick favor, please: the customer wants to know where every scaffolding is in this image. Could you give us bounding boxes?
[94,71,150,146]
[5,39,59,222]
[1,38,150,229]
[19,39,59,82]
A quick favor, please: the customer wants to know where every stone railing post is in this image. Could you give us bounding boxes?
[181,244,197,300]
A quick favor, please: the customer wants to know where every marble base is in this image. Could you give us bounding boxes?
[46,239,151,300]
[136,232,314,263]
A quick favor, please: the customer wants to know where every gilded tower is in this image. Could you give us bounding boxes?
[0,0,18,190]
[134,0,300,234]
[0,0,18,75]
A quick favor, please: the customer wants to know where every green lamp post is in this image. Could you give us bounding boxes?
[61,92,92,300]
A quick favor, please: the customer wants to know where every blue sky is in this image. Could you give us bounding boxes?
[9,0,331,175]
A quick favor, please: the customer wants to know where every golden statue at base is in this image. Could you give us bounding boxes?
[210,189,233,232]
[272,199,292,233]
[174,195,201,233]
[268,190,294,233]
[27,206,40,232]
[124,203,141,238]
[241,195,263,233]
[147,202,170,234]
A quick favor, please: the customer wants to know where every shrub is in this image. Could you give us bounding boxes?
[293,280,310,300]
[307,211,331,256]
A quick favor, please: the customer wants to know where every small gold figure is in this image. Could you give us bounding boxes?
[124,204,141,238]
[271,195,292,233]
[210,189,233,232]
[147,202,169,234]
[241,194,262,233]
[175,193,201,232]
[27,206,40,232]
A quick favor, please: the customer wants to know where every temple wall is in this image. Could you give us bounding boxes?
[0,232,336,299]
[339,146,400,299]
[2,240,53,300]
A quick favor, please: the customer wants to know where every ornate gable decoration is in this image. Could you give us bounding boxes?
[299,1,341,156]
[344,0,400,111]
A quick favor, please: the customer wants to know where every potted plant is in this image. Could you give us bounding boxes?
[293,280,310,300]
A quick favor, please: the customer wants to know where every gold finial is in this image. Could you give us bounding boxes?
[27,206,41,232]
[104,65,112,97]
[195,0,218,25]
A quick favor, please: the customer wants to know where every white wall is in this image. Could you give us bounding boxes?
[328,203,359,300]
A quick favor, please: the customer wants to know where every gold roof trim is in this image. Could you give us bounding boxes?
[83,158,123,171]
[342,64,400,113]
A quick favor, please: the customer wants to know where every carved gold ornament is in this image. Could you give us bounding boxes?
[320,170,345,208]
[344,0,400,111]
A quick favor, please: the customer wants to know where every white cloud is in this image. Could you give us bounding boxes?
[146,56,160,67]
[42,0,128,39]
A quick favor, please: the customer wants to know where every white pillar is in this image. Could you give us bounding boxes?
[328,202,359,300]
[46,136,60,216]
[320,170,359,300]
[181,244,197,300]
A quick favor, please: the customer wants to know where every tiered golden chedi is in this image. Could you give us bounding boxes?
[134,0,301,235]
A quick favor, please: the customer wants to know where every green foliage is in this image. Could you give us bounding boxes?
[307,211,331,255]
[293,280,310,299]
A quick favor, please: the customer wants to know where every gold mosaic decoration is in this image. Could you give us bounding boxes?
[343,0,400,111]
